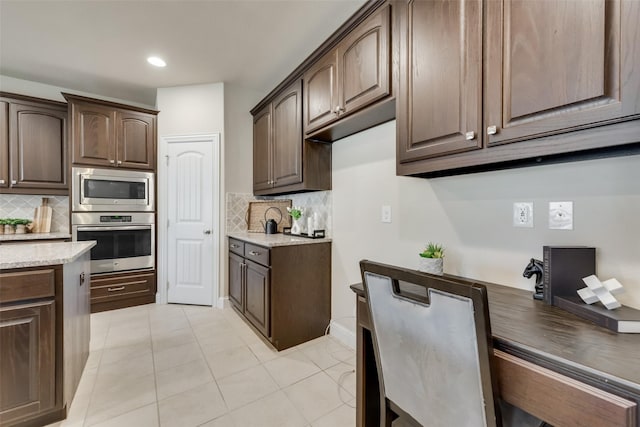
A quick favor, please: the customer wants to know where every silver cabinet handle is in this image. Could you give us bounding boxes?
[248,250,260,256]
[109,159,115,164]
[107,286,125,292]
[465,131,476,140]
[117,160,122,165]
[487,125,498,135]
[11,180,17,185]
[230,244,239,249]
[0,179,5,184]
[203,229,212,235]
[334,106,344,115]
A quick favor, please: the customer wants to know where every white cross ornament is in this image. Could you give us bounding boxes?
[578,275,624,310]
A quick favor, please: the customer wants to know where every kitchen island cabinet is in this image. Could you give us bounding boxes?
[0,93,68,195]
[64,93,157,171]
[227,234,331,350]
[0,242,93,427]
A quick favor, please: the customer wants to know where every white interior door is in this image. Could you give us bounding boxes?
[166,137,217,305]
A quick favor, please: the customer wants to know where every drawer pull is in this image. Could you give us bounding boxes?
[230,244,239,249]
[107,286,125,292]
[249,250,260,256]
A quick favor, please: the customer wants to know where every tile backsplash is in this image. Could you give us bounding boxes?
[226,191,332,235]
[0,195,69,233]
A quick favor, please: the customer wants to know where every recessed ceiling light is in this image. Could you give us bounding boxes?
[147,56,166,67]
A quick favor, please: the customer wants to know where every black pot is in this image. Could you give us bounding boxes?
[265,219,278,234]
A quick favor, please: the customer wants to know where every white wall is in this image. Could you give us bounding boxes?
[331,120,640,335]
[224,84,262,194]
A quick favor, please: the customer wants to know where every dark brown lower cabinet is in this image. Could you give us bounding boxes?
[90,271,156,313]
[0,300,55,424]
[227,237,330,351]
[244,260,270,337]
[0,254,90,427]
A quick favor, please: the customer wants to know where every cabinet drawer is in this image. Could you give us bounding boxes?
[495,350,636,427]
[244,243,270,267]
[229,238,245,256]
[0,268,55,303]
[91,272,154,302]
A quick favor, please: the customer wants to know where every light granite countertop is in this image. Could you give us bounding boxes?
[227,231,331,247]
[0,232,72,242]
[0,241,96,270]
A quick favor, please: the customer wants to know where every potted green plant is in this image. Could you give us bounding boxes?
[286,206,304,234]
[2,218,32,234]
[418,242,445,275]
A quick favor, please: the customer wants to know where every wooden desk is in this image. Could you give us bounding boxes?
[351,279,640,427]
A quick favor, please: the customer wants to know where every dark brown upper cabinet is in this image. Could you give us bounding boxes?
[252,104,272,193]
[252,80,330,196]
[397,0,640,176]
[0,101,8,189]
[396,0,482,163]
[484,0,639,146]
[304,4,391,137]
[65,93,157,171]
[0,93,68,194]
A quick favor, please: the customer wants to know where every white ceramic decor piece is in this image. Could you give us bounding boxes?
[578,275,624,310]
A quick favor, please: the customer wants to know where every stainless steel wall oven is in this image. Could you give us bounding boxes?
[72,213,154,274]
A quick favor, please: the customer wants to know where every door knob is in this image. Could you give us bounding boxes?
[203,230,212,235]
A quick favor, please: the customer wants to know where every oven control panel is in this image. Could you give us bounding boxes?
[99,215,132,223]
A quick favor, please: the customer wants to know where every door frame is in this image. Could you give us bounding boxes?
[157,133,221,307]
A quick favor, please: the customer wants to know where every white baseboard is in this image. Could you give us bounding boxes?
[329,319,356,349]
[217,296,228,309]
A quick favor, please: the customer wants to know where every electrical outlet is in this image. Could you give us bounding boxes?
[549,201,573,230]
[381,205,392,223]
[513,202,534,228]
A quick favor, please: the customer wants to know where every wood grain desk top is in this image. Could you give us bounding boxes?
[350,278,640,397]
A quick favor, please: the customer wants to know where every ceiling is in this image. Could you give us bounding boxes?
[0,0,366,107]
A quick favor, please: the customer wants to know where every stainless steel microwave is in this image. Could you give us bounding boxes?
[72,167,155,212]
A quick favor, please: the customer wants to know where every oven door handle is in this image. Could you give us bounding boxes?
[76,225,152,232]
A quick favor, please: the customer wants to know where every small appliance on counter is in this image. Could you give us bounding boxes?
[264,218,278,234]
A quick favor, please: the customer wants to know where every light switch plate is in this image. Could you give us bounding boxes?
[381,205,392,223]
[549,201,573,230]
[513,202,534,228]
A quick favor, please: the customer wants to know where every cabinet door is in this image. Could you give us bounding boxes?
[0,101,8,188]
[116,110,155,170]
[228,252,244,311]
[72,101,116,167]
[245,260,270,338]
[9,103,67,190]
[304,51,338,134]
[338,5,391,116]
[272,80,303,188]
[484,0,640,146]
[253,104,272,192]
[0,300,55,423]
[397,0,483,163]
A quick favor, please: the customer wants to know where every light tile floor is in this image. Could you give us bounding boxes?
[46,303,356,427]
